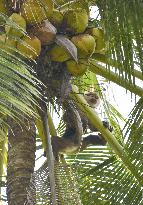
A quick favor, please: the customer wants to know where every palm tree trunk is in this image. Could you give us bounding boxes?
[7,118,36,205]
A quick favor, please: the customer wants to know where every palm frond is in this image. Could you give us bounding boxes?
[89,60,143,97]
[0,48,42,121]
[31,161,82,205]
[96,0,143,76]
[66,145,113,165]
[65,143,143,205]
[0,12,42,126]
[77,157,143,205]
[124,97,143,175]
[92,53,143,82]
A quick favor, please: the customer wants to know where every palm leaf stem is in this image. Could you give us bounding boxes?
[92,54,143,81]
[40,107,57,205]
[47,110,57,137]
[89,60,143,97]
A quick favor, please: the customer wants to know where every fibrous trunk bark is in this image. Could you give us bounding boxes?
[7,118,36,205]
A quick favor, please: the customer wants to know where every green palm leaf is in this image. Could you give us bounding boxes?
[97,0,143,75]
[0,49,41,127]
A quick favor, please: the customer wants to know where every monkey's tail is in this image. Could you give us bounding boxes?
[80,134,106,151]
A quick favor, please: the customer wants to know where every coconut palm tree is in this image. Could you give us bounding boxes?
[0,0,143,205]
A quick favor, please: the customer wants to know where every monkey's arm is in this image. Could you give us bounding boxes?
[88,120,113,133]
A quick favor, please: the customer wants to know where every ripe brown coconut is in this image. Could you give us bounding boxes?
[17,35,41,59]
[63,8,88,34]
[71,34,96,58]
[5,13,26,38]
[66,59,88,76]
[32,20,57,45]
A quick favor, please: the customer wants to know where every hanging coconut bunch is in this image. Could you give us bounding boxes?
[0,0,106,98]
[0,0,106,61]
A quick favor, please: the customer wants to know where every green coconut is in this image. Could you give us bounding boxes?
[48,9,63,28]
[5,13,26,38]
[17,35,41,59]
[21,0,48,25]
[49,44,71,62]
[40,0,54,17]
[71,34,96,58]
[87,27,105,51]
[66,59,88,76]
[63,8,88,34]
[0,34,17,54]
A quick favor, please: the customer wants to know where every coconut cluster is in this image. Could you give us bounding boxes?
[0,0,106,77]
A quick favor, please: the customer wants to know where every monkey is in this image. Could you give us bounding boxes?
[44,92,112,161]
[49,95,111,161]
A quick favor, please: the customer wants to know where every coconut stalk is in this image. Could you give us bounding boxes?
[89,60,143,97]
[70,85,143,186]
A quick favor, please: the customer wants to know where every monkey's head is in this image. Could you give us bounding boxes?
[84,92,100,108]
